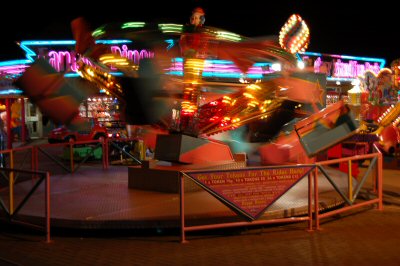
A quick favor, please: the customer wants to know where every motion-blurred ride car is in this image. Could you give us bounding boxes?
[378,125,400,154]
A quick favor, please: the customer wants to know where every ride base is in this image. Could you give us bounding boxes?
[128,157,246,193]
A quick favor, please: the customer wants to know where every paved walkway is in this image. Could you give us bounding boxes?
[0,206,400,265]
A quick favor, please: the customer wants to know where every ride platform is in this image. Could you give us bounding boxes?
[0,163,353,230]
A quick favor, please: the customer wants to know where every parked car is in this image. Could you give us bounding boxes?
[48,118,108,144]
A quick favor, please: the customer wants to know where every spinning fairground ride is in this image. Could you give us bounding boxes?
[9,15,389,235]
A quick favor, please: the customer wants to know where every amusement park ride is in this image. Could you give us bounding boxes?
[14,12,400,167]
[3,11,400,238]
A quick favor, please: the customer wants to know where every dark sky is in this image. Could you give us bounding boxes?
[1,0,398,66]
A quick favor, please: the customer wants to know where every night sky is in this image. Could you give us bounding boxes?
[1,0,398,66]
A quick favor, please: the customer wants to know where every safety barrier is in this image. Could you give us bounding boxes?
[35,139,107,173]
[178,147,383,242]
[179,165,315,243]
[314,144,383,229]
[0,139,107,175]
[0,167,51,243]
[0,139,383,243]
[105,137,142,167]
[0,137,145,175]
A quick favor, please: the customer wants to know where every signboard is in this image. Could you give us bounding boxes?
[299,52,386,80]
[19,40,154,73]
[17,40,272,79]
[184,166,314,220]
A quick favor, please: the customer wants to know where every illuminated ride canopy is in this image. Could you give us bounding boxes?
[13,18,326,147]
[12,18,399,165]
[76,21,326,140]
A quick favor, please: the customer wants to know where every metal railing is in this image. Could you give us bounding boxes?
[0,138,384,243]
[0,167,51,243]
[179,165,315,243]
[177,147,383,242]
[314,145,383,229]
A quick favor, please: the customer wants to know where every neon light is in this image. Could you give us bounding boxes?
[300,51,386,68]
[95,40,132,45]
[63,73,80,77]
[0,89,23,95]
[165,59,274,79]
[92,26,105,38]
[121,22,145,29]
[167,60,273,75]
[108,72,124,76]
[333,59,380,78]
[19,40,133,63]
[64,72,123,78]
[21,40,131,46]
[158,23,183,33]
[2,40,387,84]
[110,45,154,65]
[165,70,264,79]
[165,39,175,50]
[216,31,242,42]
[46,51,93,72]
[0,63,30,77]
[19,43,37,62]
[35,44,153,73]
[327,77,357,82]
[299,51,386,79]
[48,50,74,72]
[0,59,31,67]
[22,40,76,46]
[0,65,29,71]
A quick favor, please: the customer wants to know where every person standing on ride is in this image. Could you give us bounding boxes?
[180,7,207,59]
[176,7,208,136]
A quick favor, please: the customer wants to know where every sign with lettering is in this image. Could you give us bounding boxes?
[299,52,385,80]
[183,166,314,220]
[19,40,154,73]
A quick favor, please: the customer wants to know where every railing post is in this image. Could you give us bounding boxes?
[45,172,51,243]
[32,146,35,173]
[69,142,74,173]
[9,150,14,215]
[102,139,105,169]
[180,173,188,243]
[377,153,383,210]
[36,146,39,172]
[103,138,109,169]
[348,159,353,201]
[308,170,313,231]
[314,167,319,230]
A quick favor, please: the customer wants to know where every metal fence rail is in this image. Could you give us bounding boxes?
[314,145,383,229]
[177,148,383,242]
[179,165,315,243]
[0,167,51,243]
